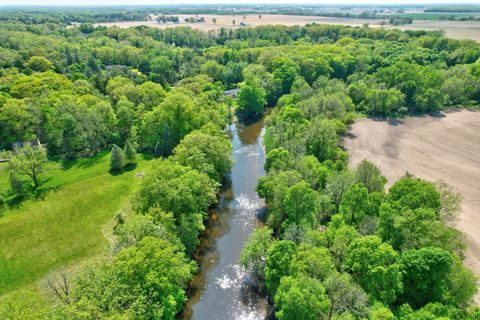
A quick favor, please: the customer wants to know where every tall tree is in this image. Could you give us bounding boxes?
[124,140,136,165]
[110,144,125,172]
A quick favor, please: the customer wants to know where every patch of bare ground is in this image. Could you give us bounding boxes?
[344,109,480,303]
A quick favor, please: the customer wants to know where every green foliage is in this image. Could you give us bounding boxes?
[290,244,334,281]
[347,236,403,305]
[25,56,53,72]
[274,276,330,320]
[172,125,232,183]
[305,118,339,162]
[389,177,441,213]
[1,16,479,318]
[140,89,199,155]
[124,140,136,165]
[339,183,369,226]
[3,144,52,188]
[400,247,453,308]
[240,227,274,280]
[109,144,124,172]
[0,289,50,320]
[354,159,387,193]
[378,203,465,254]
[324,273,369,319]
[265,147,291,172]
[265,240,296,296]
[65,237,195,319]
[133,159,218,255]
[284,180,320,229]
[236,81,266,120]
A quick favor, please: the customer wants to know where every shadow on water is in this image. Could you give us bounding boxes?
[181,116,269,320]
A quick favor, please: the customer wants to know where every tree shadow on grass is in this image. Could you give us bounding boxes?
[4,180,60,209]
[108,169,124,176]
[124,163,138,172]
[32,185,60,201]
[61,151,108,170]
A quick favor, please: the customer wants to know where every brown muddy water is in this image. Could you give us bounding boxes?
[181,118,268,320]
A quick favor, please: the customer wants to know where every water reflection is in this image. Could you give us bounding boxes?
[182,117,268,320]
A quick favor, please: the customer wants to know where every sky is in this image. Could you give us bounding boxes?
[1,0,480,6]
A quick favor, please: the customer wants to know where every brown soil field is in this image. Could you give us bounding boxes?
[96,14,480,42]
[344,110,480,302]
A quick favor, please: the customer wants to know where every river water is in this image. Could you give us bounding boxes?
[182,118,268,320]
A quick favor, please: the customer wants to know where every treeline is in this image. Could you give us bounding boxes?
[0,9,148,25]
[426,6,480,13]
[156,15,179,23]
[240,61,479,320]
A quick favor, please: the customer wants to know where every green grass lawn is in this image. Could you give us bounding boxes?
[0,152,152,295]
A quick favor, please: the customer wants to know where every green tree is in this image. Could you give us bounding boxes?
[305,118,338,162]
[400,247,453,308]
[294,155,330,190]
[339,183,369,225]
[133,160,218,255]
[240,227,274,280]
[4,144,52,189]
[265,240,296,296]
[236,82,266,120]
[172,126,232,183]
[137,81,166,110]
[354,159,387,193]
[290,244,334,281]
[446,255,478,307]
[347,236,403,304]
[124,140,136,165]
[365,88,405,115]
[284,181,319,228]
[274,276,330,320]
[326,171,354,209]
[389,177,441,213]
[324,273,368,320]
[110,144,124,172]
[25,56,53,72]
[378,203,464,254]
[265,148,291,172]
[66,237,195,319]
[140,89,199,155]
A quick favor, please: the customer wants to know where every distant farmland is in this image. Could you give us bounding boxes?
[96,13,480,42]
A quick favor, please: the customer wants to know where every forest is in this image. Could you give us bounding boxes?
[0,10,480,320]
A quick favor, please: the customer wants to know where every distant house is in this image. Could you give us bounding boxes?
[223,88,240,98]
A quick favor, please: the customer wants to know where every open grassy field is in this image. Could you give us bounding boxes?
[0,152,152,295]
[343,110,480,302]
[95,13,480,42]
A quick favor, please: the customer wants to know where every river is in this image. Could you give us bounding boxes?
[182,117,268,320]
